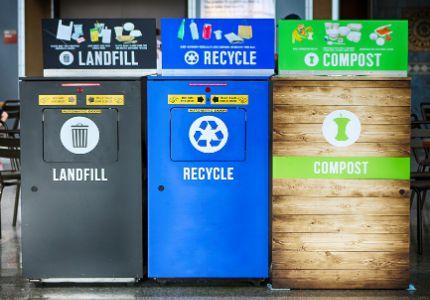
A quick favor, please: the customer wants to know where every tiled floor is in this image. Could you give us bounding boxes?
[1,186,430,299]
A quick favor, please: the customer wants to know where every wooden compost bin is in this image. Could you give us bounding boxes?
[271,77,411,289]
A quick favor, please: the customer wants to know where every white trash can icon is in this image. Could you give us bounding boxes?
[71,123,89,148]
[61,117,100,154]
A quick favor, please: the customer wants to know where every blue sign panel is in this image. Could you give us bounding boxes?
[161,19,275,76]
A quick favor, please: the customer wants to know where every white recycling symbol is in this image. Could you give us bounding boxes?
[184,50,199,65]
[189,116,228,153]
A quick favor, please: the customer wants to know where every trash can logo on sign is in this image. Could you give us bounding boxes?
[59,51,74,66]
[189,116,228,153]
[322,110,361,147]
[60,116,100,154]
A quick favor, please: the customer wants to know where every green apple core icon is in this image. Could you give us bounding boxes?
[334,114,350,141]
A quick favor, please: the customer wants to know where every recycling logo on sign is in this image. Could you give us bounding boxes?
[184,50,199,65]
[189,116,228,153]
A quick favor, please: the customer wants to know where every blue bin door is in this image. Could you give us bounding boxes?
[148,78,268,278]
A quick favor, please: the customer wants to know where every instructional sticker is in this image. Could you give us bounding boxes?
[211,95,248,105]
[61,109,102,114]
[86,95,124,105]
[39,95,77,105]
[188,109,227,113]
[168,95,206,104]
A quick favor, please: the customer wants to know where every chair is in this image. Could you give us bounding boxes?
[410,128,430,254]
[412,113,421,129]
[0,131,20,239]
[2,99,20,130]
[411,180,430,255]
[411,128,430,172]
[421,102,430,122]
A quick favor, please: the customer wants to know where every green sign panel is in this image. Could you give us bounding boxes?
[278,20,408,76]
[273,156,410,180]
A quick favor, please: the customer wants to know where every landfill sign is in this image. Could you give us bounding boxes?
[278,20,408,76]
[42,19,156,76]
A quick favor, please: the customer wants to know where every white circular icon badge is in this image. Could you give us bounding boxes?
[189,116,228,153]
[60,116,100,154]
[322,110,361,147]
[184,50,199,65]
[59,51,74,66]
[304,52,319,67]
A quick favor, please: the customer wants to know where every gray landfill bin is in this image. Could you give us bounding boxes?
[19,77,146,281]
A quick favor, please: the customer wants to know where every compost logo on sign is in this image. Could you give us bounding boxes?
[60,116,100,154]
[322,110,361,147]
[189,116,228,153]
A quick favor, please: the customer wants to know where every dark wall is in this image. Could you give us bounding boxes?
[372,0,430,117]
[0,0,18,100]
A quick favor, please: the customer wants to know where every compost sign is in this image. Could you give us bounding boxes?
[161,18,274,75]
[42,19,156,76]
[272,108,410,180]
[278,20,408,76]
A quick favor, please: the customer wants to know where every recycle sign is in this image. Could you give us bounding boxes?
[189,116,229,153]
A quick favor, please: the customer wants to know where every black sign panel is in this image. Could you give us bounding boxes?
[42,19,156,71]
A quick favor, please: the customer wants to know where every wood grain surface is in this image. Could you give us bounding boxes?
[271,78,411,289]
[273,196,409,215]
[271,269,409,289]
[272,233,409,252]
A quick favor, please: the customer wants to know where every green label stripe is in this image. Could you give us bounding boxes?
[273,156,410,180]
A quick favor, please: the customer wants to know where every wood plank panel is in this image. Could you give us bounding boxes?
[272,233,409,252]
[272,78,411,88]
[272,215,409,234]
[273,105,410,125]
[273,141,409,157]
[272,251,409,270]
[273,86,411,106]
[271,78,411,289]
[271,270,409,289]
[273,179,410,197]
[272,196,409,215]
[273,124,410,144]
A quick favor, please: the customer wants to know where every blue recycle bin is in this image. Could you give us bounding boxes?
[147,76,269,279]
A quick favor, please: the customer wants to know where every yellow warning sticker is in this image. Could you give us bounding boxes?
[188,109,227,113]
[39,95,77,105]
[211,95,248,105]
[86,95,124,105]
[168,95,206,104]
[61,109,102,114]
